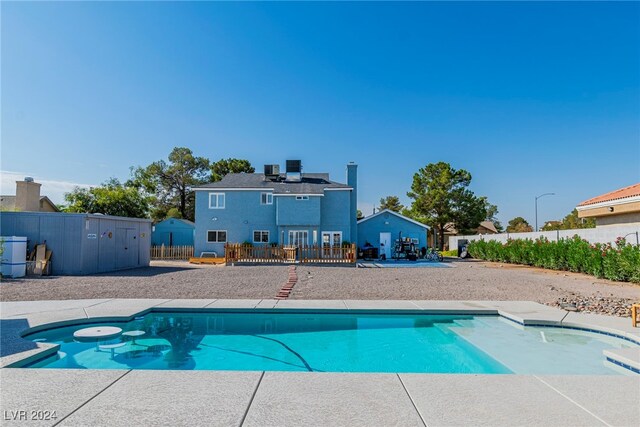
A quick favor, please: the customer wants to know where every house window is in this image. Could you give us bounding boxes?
[209,193,225,209]
[253,230,270,243]
[295,195,309,201]
[261,193,273,205]
[288,230,309,247]
[207,230,227,243]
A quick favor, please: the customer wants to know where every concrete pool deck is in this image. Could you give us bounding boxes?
[1,299,639,426]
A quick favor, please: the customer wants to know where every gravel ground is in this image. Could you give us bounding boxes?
[293,260,639,315]
[0,263,284,301]
[1,260,638,317]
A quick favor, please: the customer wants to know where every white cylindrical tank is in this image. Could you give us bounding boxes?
[1,236,27,278]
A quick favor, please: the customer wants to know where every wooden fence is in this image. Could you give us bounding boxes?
[299,244,357,263]
[225,243,356,265]
[151,245,194,260]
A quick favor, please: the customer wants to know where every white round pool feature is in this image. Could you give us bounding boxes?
[73,326,122,341]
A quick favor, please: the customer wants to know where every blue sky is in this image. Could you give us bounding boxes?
[2,1,639,226]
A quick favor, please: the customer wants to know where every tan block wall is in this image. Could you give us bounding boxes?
[595,212,640,227]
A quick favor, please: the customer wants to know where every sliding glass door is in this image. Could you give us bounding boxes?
[288,230,309,247]
[321,231,342,258]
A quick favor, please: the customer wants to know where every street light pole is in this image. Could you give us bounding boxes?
[535,193,555,232]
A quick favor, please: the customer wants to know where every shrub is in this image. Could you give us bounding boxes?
[441,249,458,257]
[467,236,640,284]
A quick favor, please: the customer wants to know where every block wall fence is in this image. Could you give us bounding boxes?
[449,224,640,250]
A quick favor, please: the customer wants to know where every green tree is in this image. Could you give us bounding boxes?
[482,198,504,232]
[406,162,488,249]
[401,207,428,224]
[506,217,533,233]
[165,207,183,219]
[210,158,255,182]
[454,194,489,235]
[379,196,404,213]
[356,209,364,220]
[129,147,210,221]
[63,178,149,218]
[542,209,595,231]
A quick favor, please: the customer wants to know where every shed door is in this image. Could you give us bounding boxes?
[116,229,128,269]
[379,232,391,259]
[127,228,139,267]
[116,228,139,269]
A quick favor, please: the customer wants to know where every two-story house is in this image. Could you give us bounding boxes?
[194,160,357,257]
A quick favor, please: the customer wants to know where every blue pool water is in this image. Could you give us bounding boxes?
[25,312,637,374]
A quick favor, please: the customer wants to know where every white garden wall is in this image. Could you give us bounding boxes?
[449,224,640,250]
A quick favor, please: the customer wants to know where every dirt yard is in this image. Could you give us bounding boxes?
[1,259,638,316]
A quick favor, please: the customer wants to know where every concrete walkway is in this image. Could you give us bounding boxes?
[2,369,639,426]
[1,299,639,426]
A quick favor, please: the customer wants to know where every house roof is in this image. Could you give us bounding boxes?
[577,183,640,207]
[443,220,498,235]
[357,209,429,229]
[39,196,60,212]
[155,218,195,227]
[478,220,498,234]
[443,222,457,234]
[194,173,351,195]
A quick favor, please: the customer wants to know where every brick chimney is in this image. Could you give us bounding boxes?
[15,177,41,212]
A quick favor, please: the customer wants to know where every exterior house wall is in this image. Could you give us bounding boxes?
[0,212,151,275]
[358,212,428,250]
[194,190,279,256]
[595,212,640,227]
[320,191,352,243]
[578,201,640,219]
[151,219,195,246]
[276,196,321,226]
[193,164,358,257]
[194,189,356,255]
[39,199,59,212]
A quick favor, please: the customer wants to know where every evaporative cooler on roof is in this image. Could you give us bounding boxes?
[285,160,302,182]
[264,164,280,180]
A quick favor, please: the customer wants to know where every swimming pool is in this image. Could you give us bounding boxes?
[25,312,638,374]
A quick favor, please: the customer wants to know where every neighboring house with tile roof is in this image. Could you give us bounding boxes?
[576,183,640,227]
[0,178,60,213]
[193,160,357,256]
